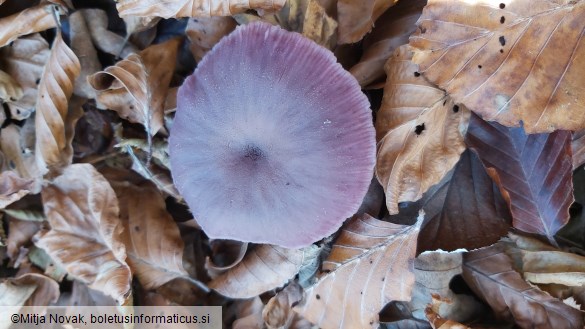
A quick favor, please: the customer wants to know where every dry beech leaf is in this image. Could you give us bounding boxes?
[232,297,265,329]
[34,32,81,174]
[462,244,584,329]
[116,0,286,18]
[6,219,40,261]
[424,295,471,329]
[0,171,33,209]
[295,212,424,329]
[0,70,23,102]
[410,0,585,133]
[0,125,43,193]
[337,0,398,44]
[210,244,311,299]
[0,273,59,307]
[88,37,180,138]
[206,239,248,279]
[466,113,573,244]
[34,164,132,304]
[572,130,585,169]
[376,45,470,215]
[115,182,189,290]
[349,0,426,88]
[186,17,237,62]
[79,9,137,59]
[263,282,304,329]
[388,150,511,253]
[0,4,56,48]
[0,33,50,120]
[124,145,181,199]
[301,0,337,47]
[69,11,100,99]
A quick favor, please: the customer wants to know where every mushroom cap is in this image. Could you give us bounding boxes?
[170,22,375,248]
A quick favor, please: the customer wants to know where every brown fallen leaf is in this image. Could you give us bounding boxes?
[0,4,56,48]
[0,125,43,193]
[34,164,132,304]
[68,11,100,99]
[115,181,190,290]
[186,17,237,62]
[301,0,337,47]
[572,130,585,169]
[462,244,584,329]
[466,113,573,244]
[232,297,265,329]
[0,273,59,307]
[0,33,50,120]
[0,70,23,102]
[206,239,248,279]
[376,45,469,215]
[410,0,585,133]
[387,150,511,253]
[425,295,471,329]
[123,145,181,199]
[6,218,40,262]
[0,171,33,209]
[79,9,138,59]
[295,212,423,329]
[263,282,304,329]
[34,31,81,175]
[210,244,315,299]
[116,0,287,18]
[88,37,180,143]
[337,0,398,44]
[349,0,426,88]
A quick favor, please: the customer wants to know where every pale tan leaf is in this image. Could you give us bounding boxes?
[0,125,43,193]
[116,182,188,289]
[34,32,81,174]
[376,45,469,214]
[410,0,585,133]
[0,273,59,306]
[124,145,181,199]
[34,164,132,304]
[232,297,265,329]
[0,4,56,48]
[302,0,337,47]
[186,16,237,62]
[572,130,585,169]
[116,0,287,18]
[337,0,398,44]
[210,244,309,299]
[69,11,100,99]
[0,171,33,209]
[0,70,23,102]
[88,37,180,137]
[425,295,471,329]
[123,15,161,35]
[349,0,425,87]
[6,219,40,261]
[263,282,304,329]
[0,33,50,120]
[79,9,138,59]
[295,212,424,329]
[206,239,248,278]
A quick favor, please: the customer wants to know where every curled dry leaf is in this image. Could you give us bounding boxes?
[295,213,423,329]
[337,0,398,44]
[210,244,311,299]
[410,0,585,133]
[88,37,180,138]
[186,17,237,62]
[376,45,469,215]
[34,164,132,304]
[0,33,50,120]
[0,171,33,209]
[301,0,337,47]
[79,9,138,59]
[0,273,59,307]
[462,244,584,329]
[466,113,573,244]
[0,125,43,193]
[69,11,100,99]
[6,219,41,261]
[34,32,81,174]
[349,0,426,88]
[232,297,265,329]
[206,239,248,279]
[116,0,287,18]
[572,130,585,169]
[0,70,23,102]
[425,295,471,329]
[115,182,189,290]
[0,4,56,48]
[124,145,181,199]
[263,282,303,329]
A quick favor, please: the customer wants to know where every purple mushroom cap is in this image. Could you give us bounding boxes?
[170,22,375,248]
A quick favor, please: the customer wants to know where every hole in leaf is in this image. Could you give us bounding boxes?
[499,36,506,46]
[414,71,421,77]
[415,123,425,135]
[499,3,505,9]
[453,105,460,113]
[500,16,506,24]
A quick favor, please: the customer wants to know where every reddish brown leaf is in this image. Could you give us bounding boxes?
[337,0,398,44]
[410,0,585,133]
[0,171,33,209]
[462,244,584,329]
[295,213,423,329]
[388,150,511,253]
[186,16,237,62]
[466,113,573,243]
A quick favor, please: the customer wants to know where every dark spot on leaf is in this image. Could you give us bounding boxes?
[500,49,504,53]
[478,65,482,69]
[316,294,321,300]
[16,109,20,115]
[500,16,506,24]
[9,160,15,169]
[420,26,427,34]
[414,71,421,77]
[415,123,425,135]
[443,100,447,106]
[35,79,40,85]
[453,105,460,113]
[129,105,134,109]
[369,260,373,264]
[499,36,506,46]
[134,226,140,232]
[499,3,505,9]
[381,277,385,282]
[9,97,15,101]
[360,291,363,295]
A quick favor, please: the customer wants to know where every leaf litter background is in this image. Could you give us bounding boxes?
[1,0,585,328]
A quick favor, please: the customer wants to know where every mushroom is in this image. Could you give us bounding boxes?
[169,22,375,248]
